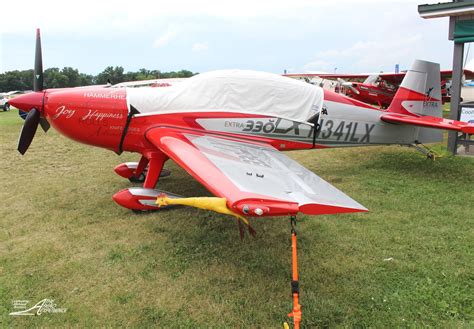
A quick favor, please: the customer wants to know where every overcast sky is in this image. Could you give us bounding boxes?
[1,0,471,75]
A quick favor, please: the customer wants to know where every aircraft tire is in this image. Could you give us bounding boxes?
[128,169,171,183]
[128,173,146,183]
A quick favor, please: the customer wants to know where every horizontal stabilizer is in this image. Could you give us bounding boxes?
[381,113,474,134]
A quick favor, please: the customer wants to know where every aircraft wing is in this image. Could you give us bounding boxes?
[377,73,406,85]
[381,113,474,134]
[285,72,406,85]
[346,69,474,84]
[284,73,370,80]
[440,69,474,80]
[145,127,367,217]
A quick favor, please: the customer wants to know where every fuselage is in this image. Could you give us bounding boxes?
[35,85,421,156]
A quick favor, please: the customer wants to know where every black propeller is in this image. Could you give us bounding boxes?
[18,109,41,155]
[17,28,49,154]
[33,29,43,92]
[34,28,50,132]
[39,118,50,132]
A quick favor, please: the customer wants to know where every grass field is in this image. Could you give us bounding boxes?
[0,109,473,327]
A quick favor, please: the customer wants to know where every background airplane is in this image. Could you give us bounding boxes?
[284,69,474,108]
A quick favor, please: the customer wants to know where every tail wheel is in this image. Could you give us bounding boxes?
[3,103,9,111]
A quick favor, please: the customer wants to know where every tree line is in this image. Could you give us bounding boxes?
[0,66,196,92]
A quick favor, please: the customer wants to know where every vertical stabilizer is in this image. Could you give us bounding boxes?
[388,60,442,118]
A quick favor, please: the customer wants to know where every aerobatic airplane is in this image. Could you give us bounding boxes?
[11,29,474,329]
[11,30,474,224]
[285,69,474,108]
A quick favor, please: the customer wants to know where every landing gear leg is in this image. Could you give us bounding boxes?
[112,152,177,211]
[143,152,168,189]
[127,155,171,183]
[128,156,149,183]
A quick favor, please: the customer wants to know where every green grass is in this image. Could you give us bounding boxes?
[0,109,473,327]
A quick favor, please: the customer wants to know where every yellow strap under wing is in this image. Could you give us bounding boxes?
[156,196,250,225]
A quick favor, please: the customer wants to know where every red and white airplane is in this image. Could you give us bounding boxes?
[12,29,474,327]
[12,30,474,223]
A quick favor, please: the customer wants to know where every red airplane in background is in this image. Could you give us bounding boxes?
[10,29,474,329]
[284,69,474,108]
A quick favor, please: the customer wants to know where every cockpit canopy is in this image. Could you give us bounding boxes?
[127,70,323,122]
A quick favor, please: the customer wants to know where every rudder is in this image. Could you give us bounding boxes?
[388,60,442,118]
[387,60,443,143]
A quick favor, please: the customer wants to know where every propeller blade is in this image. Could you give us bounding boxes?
[349,84,360,95]
[33,28,43,92]
[39,118,50,132]
[18,108,40,154]
[338,78,360,95]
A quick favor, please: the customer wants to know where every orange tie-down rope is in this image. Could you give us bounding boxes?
[286,218,302,329]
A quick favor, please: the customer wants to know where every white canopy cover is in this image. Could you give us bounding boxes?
[127,70,324,122]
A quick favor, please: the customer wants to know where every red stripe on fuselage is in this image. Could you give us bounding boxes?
[124,112,319,153]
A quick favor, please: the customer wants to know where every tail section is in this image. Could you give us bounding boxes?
[381,60,474,139]
[387,60,442,118]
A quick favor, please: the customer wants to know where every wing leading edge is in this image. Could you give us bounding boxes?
[146,127,367,217]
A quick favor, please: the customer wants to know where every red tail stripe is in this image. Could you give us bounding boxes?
[388,87,440,116]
